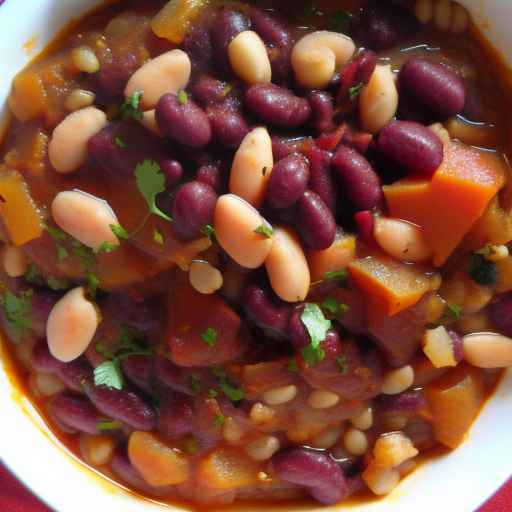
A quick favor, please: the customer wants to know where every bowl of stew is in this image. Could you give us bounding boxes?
[1,0,512,510]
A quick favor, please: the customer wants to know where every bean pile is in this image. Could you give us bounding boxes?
[1,0,512,507]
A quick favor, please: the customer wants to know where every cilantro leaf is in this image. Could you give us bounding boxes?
[203,224,215,242]
[94,360,123,390]
[287,359,299,373]
[47,276,70,291]
[120,91,143,121]
[110,224,130,240]
[153,228,164,245]
[201,327,218,347]
[57,245,69,261]
[0,289,33,339]
[208,388,219,398]
[71,240,95,271]
[324,268,348,283]
[135,160,173,223]
[46,225,67,241]
[97,419,122,431]
[428,303,461,328]
[300,303,331,367]
[94,241,119,254]
[219,380,245,401]
[349,82,365,100]
[188,375,202,395]
[114,137,126,148]
[24,264,42,285]
[322,297,349,316]
[336,355,348,374]
[213,414,226,427]
[254,224,273,238]
[468,254,498,286]
[87,273,100,298]
[177,90,188,105]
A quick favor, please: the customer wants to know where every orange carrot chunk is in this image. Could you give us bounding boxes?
[0,170,43,246]
[384,142,506,266]
[8,71,47,122]
[425,365,484,449]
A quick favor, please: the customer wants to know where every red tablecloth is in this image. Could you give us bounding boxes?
[0,464,509,512]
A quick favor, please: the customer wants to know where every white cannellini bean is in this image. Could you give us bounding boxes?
[311,425,344,449]
[374,218,432,263]
[125,49,191,110]
[291,31,355,89]
[364,466,401,496]
[373,432,419,468]
[51,190,119,251]
[343,428,368,456]
[307,389,340,409]
[46,287,100,363]
[245,435,280,460]
[189,260,223,295]
[49,107,107,174]
[71,46,100,73]
[350,407,373,430]
[360,64,398,135]
[65,89,96,112]
[429,122,450,146]
[463,332,512,368]
[381,366,414,395]
[31,371,66,397]
[229,127,273,207]
[80,434,115,466]
[265,226,310,302]
[263,384,298,405]
[228,31,272,85]
[222,417,244,443]
[140,110,163,137]
[250,402,276,423]
[214,194,273,269]
[3,245,27,277]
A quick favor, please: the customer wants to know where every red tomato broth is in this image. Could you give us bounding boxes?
[0,0,511,509]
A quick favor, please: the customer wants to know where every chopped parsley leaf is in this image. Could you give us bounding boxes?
[94,360,123,390]
[468,254,498,286]
[254,224,273,238]
[97,419,123,431]
[322,297,349,316]
[303,0,321,17]
[208,388,219,398]
[213,414,226,428]
[0,289,33,339]
[300,303,331,366]
[349,82,365,100]
[71,240,95,271]
[153,228,164,245]
[203,224,215,242]
[336,355,348,374]
[135,160,173,223]
[94,241,119,254]
[177,90,188,105]
[201,327,218,347]
[219,380,245,401]
[120,91,143,121]
[46,276,70,291]
[24,264,41,284]
[188,375,202,395]
[324,268,348,283]
[287,359,299,373]
[110,224,130,240]
[114,136,126,148]
[87,273,100,298]
[46,225,67,241]
[56,245,69,261]
[428,303,461,328]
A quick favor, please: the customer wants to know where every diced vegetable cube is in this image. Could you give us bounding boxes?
[423,326,457,368]
[372,432,419,469]
[8,71,47,122]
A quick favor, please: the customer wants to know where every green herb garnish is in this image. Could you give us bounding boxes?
[287,359,299,373]
[213,414,226,428]
[153,228,164,245]
[428,303,461,328]
[46,225,67,241]
[120,91,143,121]
[97,419,123,431]
[87,273,100,298]
[0,289,33,339]
[468,254,498,286]
[110,224,130,240]
[324,268,348,283]
[349,82,365,100]
[300,303,331,366]
[135,160,173,223]
[114,137,126,148]
[214,367,245,402]
[203,224,215,242]
[46,276,70,291]
[188,375,202,395]
[254,224,273,238]
[57,245,69,261]
[94,360,124,390]
[330,10,351,32]
[208,388,219,398]
[95,241,119,254]
[177,90,188,105]
[336,355,348,374]
[201,327,218,347]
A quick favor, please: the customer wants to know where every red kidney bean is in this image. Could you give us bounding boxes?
[30,290,58,337]
[191,76,227,106]
[160,159,183,188]
[32,340,61,373]
[332,145,382,211]
[206,105,250,149]
[377,120,444,177]
[156,93,212,148]
[354,210,375,246]
[211,8,251,73]
[271,136,295,161]
[266,153,310,209]
[296,191,336,250]
[196,163,224,192]
[243,285,292,337]
[157,395,194,439]
[316,124,347,152]
[95,53,140,99]
[171,181,217,240]
[182,23,213,75]
[122,355,153,394]
[287,305,309,349]
[50,392,101,434]
[308,146,338,213]
[309,91,335,134]
[272,448,348,505]
[378,390,427,413]
[358,1,419,51]
[448,330,464,363]
[245,84,311,128]
[85,384,157,431]
[399,58,466,119]
[57,358,93,392]
[338,50,377,102]
[489,293,512,337]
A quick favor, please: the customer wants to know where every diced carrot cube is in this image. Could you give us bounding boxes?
[128,431,190,487]
[384,142,507,266]
[197,448,260,490]
[348,253,432,316]
[0,169,43,246]
[425,365,485,449]
[8,71,47,122]
[372,432,419,469]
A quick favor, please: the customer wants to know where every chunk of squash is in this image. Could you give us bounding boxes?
[425,365,484,449]
[8,71,47,122]
[128,431,190,487]
[348,253,432,316]
[384,142,506,266]
[0,170,43,246]
[308,232,356,282]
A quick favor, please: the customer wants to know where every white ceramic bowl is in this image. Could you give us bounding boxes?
[1,1,512,511]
